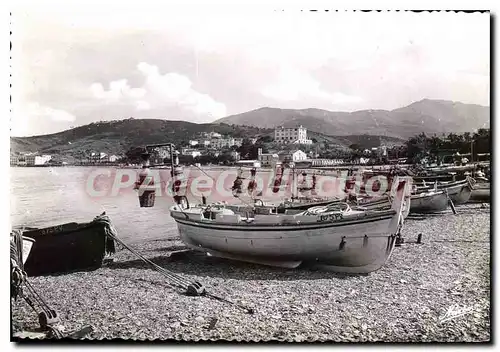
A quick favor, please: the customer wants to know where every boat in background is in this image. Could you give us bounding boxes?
[170,177,413,274]
[15,213,117,277]
[414,178,473,205]
[410,190,449,214]
[469,180,490,202]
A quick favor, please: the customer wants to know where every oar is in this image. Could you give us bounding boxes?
[445,189,457,215]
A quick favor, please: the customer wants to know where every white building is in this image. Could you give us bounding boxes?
[210,138,229,149]
[278,149,308,163]
[189,140,199,146]
[233,138,243,147]
[274,125,313,144]
[380,145,388,157]
[109,155,119,162]
[257,148,279,167]
[19,154,52,166]
[310,158,345,167]
[209,132,222,138]
[181,148,202,158]
[210,137,242,149]
[230,151,241,161]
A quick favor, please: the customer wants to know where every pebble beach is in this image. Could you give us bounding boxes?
[11,203,490,342]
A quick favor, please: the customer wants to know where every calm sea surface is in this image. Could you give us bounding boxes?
[10,167,194,243]
[10,166,353,243]
[9,166,284,243]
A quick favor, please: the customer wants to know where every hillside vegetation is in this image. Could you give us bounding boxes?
[10,119,272,157]
[216,99,490,139]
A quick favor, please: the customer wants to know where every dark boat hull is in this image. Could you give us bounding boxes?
[469,183,490,202]
[19,215,116,277]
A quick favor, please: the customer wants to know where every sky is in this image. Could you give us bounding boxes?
[11,5,490,136]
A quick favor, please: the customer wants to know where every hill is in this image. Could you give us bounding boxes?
[11,99,487,158]
[216,99,490,139]
[10,119,272,157]
[306,131,405,149]
[10,118,405,159]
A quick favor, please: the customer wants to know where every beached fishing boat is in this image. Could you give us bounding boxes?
[170,177,412,274]
[355,195,393,211]
[414,178,473,204]
[15,213,116,277]
[410,190,449,213]
[425,164,477,175]
[469,181,490,202]
[413,174,458,183]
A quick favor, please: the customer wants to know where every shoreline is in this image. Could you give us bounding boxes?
[12,203,490,342]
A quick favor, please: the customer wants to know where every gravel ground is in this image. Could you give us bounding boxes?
[12,203,490,342]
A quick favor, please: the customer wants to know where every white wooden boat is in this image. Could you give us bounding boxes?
[170,177,413,273]
[410,190,449,213]
[415,178,473,204]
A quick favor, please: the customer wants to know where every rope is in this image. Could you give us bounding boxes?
[104,230,194,289]
[11,231,28,300]
[23,280,53,314]
[11,233,60,327]
[11,230,25,271]
[104,226,255,313]
[205,293,254,314]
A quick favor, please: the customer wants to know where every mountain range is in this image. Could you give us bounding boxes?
[10,99,490,159]
[216,99,490,139]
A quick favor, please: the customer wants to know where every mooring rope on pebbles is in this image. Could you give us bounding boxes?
[104,227,254,314]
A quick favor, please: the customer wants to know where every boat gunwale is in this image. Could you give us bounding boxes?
[171,210,396,231]
[411,190,447,199]
[19,220,107,239]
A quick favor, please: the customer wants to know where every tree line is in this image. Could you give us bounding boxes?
[403,129,490,164]
[123,129,490,166]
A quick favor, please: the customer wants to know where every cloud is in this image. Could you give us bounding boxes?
[261,66,363,105]
[135,100,151,111]
[90,62,227,121]
[11,102,77,136]
[25,102,76,122]
[15,9,489,135]
[90,80,146,102]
